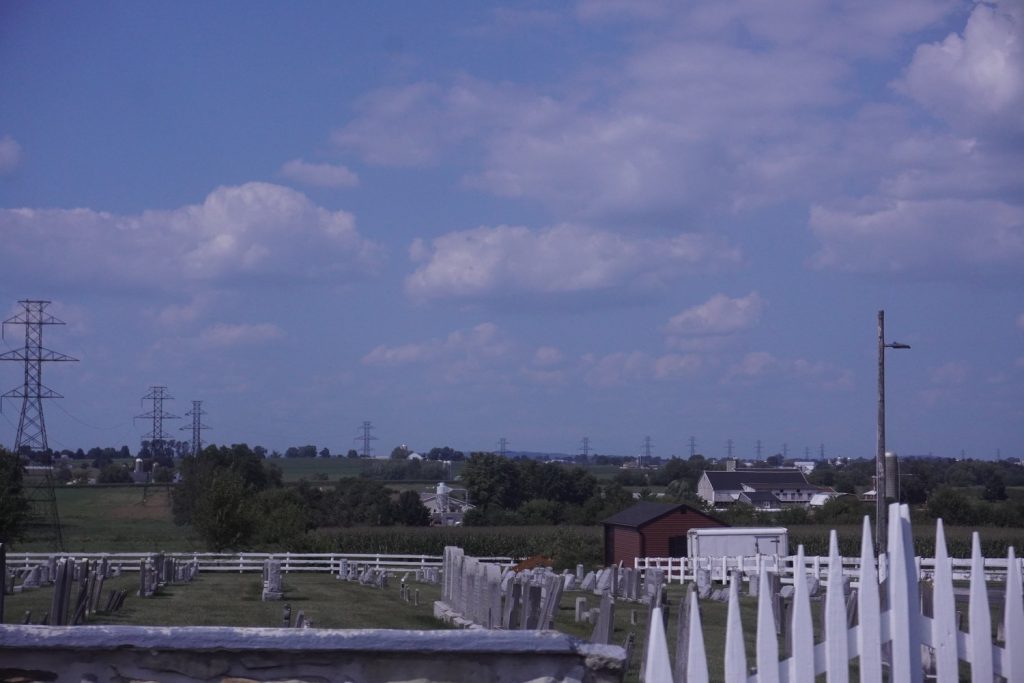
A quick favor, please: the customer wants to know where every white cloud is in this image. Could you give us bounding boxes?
[405,224,739,303]
[665,292,764,341]
[280,159,360,188]
[582,351,702,386]
[533,346,564,367]
[809,198,1024,277]
[362,323,513,384]
[0,182,382,291]
[0,135,20,174]
[930,361,970,386]
[198,322,284,347]
[896,1,1023,135]
[724,351,853,390]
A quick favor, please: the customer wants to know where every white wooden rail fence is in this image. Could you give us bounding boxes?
[642,504,1024,682]
[637,552,1021,585]
[5,552,515,574]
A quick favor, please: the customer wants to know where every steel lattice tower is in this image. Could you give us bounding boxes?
[0,299,77,551]
[355,420,376,458]
[181,400,209,456]
[135,386,179,459]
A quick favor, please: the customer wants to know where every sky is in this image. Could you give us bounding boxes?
[0,1,1021,461]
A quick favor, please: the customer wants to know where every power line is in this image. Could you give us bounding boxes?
[181,400,209,457]
[0,299,77,551]
[355,420,376,458]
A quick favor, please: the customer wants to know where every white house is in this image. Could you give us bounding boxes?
[697,468,821,507]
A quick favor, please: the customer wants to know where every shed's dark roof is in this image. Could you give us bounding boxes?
[703,469,809,490]
[602,501,716,528]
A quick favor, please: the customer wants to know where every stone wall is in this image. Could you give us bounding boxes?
[0,624,626,683]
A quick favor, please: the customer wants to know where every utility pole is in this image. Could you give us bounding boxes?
[355,420,376,458]
[580,436,591,459]
[688,436,696,458]
[877,310,911,554]
[135,387,179,460]
[0,300,77,551]
[181,400,209,457]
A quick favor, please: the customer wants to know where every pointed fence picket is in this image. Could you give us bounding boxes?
[642,503,1024,682]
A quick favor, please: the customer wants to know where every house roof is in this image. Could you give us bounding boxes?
[703,469,809,490]
[738,491,781,505]
[602,501,719,528]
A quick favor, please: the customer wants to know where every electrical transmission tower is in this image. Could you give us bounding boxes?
[135,386,179,460]
[782,443,789,458]
[755,439,763,460]
[726,439,734,458]
[181,400,209,456]
[640,435,652,468]
[688,436,697,458]
[355,420,376,458]
[580,436,591,459]
[498,437,509,458]
[0,300,77,551]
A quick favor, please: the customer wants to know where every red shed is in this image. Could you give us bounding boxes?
[602,501,727,567]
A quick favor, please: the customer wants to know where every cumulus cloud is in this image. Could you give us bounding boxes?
[582,351,702,387]
[198,322,284,347]
[809,198,1024,277]
[405,224,739,303]
[0,182,382,290]
[665,293,764,344]
[280,159,360,188]
[0,135,20,174]
[362,323,512,384]
[896,1,1023,135]
[724,351,853,390]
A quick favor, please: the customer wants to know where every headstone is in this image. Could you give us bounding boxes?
[503,579,522,629]
[595,568,611,594]
[524,584,543,629]
[576,564,584,582]
[580,571,597,592]
[262,560,283,601]
[590,592,615,644]
[22,566,41,590]
[696,568,712,599]
[574,596,587,623]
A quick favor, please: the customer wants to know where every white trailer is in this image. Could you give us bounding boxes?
[686,527,788,557]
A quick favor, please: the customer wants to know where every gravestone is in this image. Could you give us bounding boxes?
[574,596,587,623]
[576,564,584,582]
[590,592,615,645]
[262,560,283,601]
[696,568,712,599]
[580,571,596,592]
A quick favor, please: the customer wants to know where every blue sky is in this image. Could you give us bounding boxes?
[0,1,1021,460]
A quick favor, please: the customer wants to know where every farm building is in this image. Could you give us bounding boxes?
[697,468,822,507]
[602,501,727,567]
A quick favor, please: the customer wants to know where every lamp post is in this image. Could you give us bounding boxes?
[877,310,910,554]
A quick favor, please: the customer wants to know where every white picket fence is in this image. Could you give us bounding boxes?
[637,551,1020,586]
[4,551,515,574]
[643,504,1024,682]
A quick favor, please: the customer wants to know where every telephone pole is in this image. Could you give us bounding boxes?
[0,300,77,551]
[181,400,209,456]
[135,386,179,460]
[355,420,377,458]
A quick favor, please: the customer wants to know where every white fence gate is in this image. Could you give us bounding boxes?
[643,503,1023,682]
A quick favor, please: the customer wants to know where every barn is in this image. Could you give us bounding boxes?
[602,501,727,567]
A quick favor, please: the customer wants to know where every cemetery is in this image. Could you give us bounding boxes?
[1,504,1023,681]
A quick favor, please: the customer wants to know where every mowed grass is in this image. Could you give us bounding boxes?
[2,571,447,630]
[16,484,198,553]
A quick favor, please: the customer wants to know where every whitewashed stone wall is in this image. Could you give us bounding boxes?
[0,624,625,683]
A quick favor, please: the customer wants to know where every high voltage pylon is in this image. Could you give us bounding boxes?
[0,299,77,551]
[688,436,697,458]
[498,437,509,458]
[355,420,376,458]
[181,400,209,456]
[135,386,179,459]
[640,435,652,468]
[580,436,590,458]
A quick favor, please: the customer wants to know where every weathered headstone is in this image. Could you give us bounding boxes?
[590,592,615,644]
[262,560,284,601]
[574,596,587,623]
[580,571,597,592]
[696,568,712,599]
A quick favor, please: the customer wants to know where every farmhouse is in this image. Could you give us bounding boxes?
[602,501,727,567]
[697,468,820,507]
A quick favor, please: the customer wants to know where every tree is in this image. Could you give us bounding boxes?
[0,449,31,541]
[461,452,523,511]
[926,487,976,526]
[395,490,430,526]
[982,471,1007,501]
[98,463,133,484]
[346,449,359,459]
[319,447,331,458]
[390,445,412,460]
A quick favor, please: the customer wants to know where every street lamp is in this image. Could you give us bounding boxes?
[877,310,910,554]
